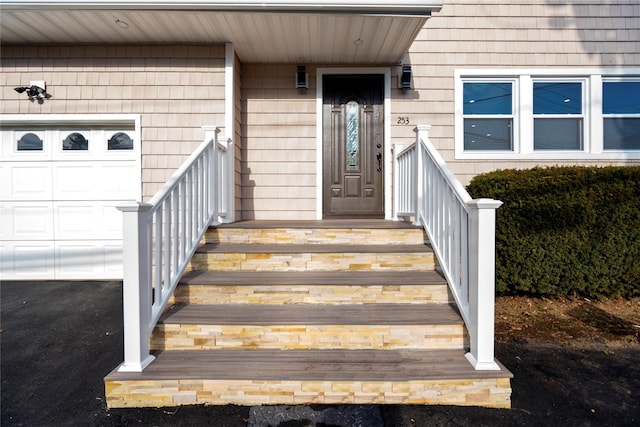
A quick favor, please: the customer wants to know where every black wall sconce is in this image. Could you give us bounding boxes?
[296,66,309,90]
[399,65,412,91]
[14,80,51,104]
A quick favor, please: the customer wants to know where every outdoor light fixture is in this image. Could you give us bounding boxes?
[296,66,309,89]
[14,81,51,104]
[399,65,412,90]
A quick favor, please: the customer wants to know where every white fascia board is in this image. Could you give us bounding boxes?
[0,1,443,15]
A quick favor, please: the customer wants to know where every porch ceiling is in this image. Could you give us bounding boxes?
[0,1,442,64]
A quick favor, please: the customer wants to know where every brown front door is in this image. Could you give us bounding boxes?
[322,75,384,218]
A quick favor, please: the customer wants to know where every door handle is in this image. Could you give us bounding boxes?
[376,152,382,172]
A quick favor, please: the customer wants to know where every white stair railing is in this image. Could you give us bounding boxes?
[395,125,502,370]
[117,127,232,372]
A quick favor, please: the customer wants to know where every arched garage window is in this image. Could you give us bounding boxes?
[17,132,44,151]
[62,132,89,150]
[107,132,134,150]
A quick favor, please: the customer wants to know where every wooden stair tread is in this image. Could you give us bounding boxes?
[160,303,462,325]
[106,349,512,381]
[197,243,431,253]
[179,270,446,286]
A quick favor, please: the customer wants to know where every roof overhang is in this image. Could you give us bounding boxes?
[0,1,443,63]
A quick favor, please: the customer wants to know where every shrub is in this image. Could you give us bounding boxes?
[467,166,640,298]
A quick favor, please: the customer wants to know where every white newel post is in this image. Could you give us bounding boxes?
[465,198,502,370]
[117,202,156,372]
[414,125,431,226]
[392,143,404,220]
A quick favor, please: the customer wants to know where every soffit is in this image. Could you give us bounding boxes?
[0,2,442,63]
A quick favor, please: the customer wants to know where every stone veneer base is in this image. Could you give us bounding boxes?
[105,377,512,408]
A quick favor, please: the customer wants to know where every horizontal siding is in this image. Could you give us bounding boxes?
[396,0,640,184]
[241,64,317,220]
[0,44,226,200]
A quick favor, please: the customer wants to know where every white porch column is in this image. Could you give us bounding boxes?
[117,202,155,372]
[223,42,236,223]
[465,198,502,370]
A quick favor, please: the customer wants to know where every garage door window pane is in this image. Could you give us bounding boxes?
[17,133,43,151]
[108,132,134,150]
[62,132,88,150]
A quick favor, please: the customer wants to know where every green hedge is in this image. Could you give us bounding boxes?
[466,166,640,298]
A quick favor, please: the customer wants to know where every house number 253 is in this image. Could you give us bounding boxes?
[397,117,410,125]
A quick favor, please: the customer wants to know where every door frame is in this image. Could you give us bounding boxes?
[316,67,392,220]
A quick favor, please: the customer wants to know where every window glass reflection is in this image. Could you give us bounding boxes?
[463,83,512,115]
[62,132,89,150]
[603,82,640,114]
[533,82,582,114]
[534,118,583,150]
[17,132,43,151]
[108,132,134,150]
[464,119,513,151]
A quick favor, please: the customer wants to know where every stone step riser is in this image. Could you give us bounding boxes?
[190,252,435,272]
[205,228,427,246]
[150,323,467,351]
[105,377,512,408]
[170,284,452,305]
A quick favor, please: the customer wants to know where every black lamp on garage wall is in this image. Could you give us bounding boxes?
[14,80,51,104]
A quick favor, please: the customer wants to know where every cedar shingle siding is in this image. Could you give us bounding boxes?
[2,1,639,220]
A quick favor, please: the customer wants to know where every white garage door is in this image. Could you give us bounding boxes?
[1,122,140,280]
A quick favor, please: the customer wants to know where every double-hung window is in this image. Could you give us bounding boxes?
[456,70,640,159]
[533,81,584,151]
[602,80,640,151]
[463,81,514,151]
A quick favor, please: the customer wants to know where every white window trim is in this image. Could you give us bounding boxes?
[455,68,640,160]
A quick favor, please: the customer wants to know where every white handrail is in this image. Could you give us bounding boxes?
[116,127,232,372]
[395,125,502,370]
